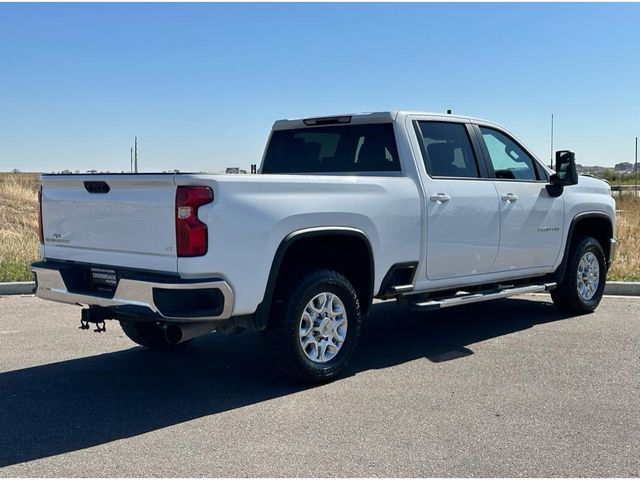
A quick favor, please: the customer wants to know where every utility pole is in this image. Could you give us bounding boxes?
[550,114,554,169]
[130,147,133,173]
[134,136,138,173]
[635,136,638,198]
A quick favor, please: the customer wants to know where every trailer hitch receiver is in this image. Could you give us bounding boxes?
[80,307,113,333]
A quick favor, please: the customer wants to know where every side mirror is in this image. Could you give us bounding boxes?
[555,150,578,186]
[547,150,578,197]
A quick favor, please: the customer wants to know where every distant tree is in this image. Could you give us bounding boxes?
[599,170,618,182]
[12,168,20,173]
[615,162,633,172]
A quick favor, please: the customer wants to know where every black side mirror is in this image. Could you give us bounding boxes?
[547,150,578,197]
[555,150,578,185]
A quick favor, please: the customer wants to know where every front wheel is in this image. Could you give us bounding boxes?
[265,269,362,384]
[551,236,607,314]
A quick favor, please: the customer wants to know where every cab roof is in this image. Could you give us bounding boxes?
[272,111,500,130]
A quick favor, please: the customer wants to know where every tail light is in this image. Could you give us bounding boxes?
[37,185,44,244]
[175,186,213,257]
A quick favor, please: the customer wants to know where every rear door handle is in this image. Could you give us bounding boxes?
[501,193,518,203]
[429,193,451,204]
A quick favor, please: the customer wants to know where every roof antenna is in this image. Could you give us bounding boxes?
[446,109,452,115]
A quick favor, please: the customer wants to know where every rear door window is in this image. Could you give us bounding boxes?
[415,121,480,178]
[261,123,400,174]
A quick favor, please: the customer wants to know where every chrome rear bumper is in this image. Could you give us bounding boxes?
[32,265,233,322]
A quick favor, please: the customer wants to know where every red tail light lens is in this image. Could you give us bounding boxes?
[175,186,213,257]
[38,186,44,245]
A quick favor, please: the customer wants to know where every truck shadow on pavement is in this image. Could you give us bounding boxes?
[0,296,570,467]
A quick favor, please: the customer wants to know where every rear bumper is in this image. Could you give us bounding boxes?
[31,261,233,322]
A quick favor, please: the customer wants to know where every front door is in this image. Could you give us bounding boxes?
[477,126,564,272]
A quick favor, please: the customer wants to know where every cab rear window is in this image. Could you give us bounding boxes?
[261,123,400,174]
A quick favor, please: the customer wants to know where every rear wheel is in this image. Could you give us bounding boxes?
[265,269,362,384]
[551,236,607,314]
[119,320,188,349]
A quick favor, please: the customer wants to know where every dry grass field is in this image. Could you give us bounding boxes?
[608,194,640,281]
[0,172,639,282]
[0,173,40,282]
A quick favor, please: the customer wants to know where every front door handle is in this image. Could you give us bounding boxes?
[501,193,518,203]
[429,193,451,204]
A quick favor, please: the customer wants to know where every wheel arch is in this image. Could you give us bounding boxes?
[554,211,613,282]
[253,227,375,330]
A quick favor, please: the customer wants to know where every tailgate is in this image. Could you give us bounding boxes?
[41,174,178,272]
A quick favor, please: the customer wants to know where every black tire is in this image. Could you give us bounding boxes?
[551,236,607,314]
[265,269,362,384]
[119,320,188,349]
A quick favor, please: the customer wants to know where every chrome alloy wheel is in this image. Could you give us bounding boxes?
[298,292,348,363]
[576,251,600,301]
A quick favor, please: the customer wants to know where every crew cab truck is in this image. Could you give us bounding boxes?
[32,111,617,383]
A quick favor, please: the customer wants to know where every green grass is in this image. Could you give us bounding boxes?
[0,259,35,283]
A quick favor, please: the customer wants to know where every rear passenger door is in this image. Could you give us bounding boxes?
[415,121,501,280]
[474,125,564,272]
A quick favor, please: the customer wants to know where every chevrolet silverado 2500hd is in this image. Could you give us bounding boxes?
[32,111,616,382]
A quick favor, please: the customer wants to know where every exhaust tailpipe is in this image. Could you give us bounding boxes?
[164,322,216,345]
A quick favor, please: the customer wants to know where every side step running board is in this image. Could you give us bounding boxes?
[409,283,556,311]
[390,284,414,293]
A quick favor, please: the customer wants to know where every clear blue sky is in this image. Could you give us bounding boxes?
[1,2,638,173]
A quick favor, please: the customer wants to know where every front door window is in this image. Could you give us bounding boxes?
[480,127,538,181]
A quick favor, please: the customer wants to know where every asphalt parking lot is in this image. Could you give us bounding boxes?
[0,294,638,477]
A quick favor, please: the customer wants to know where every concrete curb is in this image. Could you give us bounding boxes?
[604,281,640,296]
[1,281,640,297]
[0,282,36,295]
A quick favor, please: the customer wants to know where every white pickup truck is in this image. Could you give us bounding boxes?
[32,111,616,382]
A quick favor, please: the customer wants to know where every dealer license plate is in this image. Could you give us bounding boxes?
[89,267,118,290]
